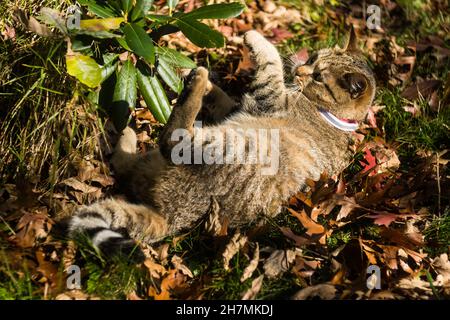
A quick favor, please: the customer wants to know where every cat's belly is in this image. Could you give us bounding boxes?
[151,136,351,234]
[152,161,304,234]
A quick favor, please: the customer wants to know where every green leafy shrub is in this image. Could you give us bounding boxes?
[23,0,245,130]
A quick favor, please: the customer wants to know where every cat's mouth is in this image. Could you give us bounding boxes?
[318,109,359,132]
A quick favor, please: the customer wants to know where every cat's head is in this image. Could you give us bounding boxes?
[293,27,376,124]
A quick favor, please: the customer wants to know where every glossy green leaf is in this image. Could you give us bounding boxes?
[150,24,179,42]
[123,23,155,64]
[66,54,103,88]
[156,47,196,69]
[101,54,119,81]
[120,0,133,13]
[157,59,183,94]
[137,62,171,123]
[112,59,137,131]
[175,17,225,48]
[145,14,173,22]
[181,3,245,20]
[103,53,119,65]
[101,62,118,81]
[71,37,92,52]
[116,37,131,51]
[131,0,154,21]
[77,0,118,18]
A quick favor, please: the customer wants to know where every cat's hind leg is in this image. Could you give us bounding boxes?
[111,127,138,177]
[159,67,209,162]
[67,198,168,261]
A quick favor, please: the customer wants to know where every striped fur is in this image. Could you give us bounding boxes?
[67,30,376,259]
[68,198,168,260]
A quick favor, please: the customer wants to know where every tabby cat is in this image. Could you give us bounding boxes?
[67,29,376,258]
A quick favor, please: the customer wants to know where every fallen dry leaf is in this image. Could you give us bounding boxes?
[148,269,187,300]
[288,208,325,236]
[61,177,100,194]
[263,249,297,279]
[242,274,264,300]
[432,254,450,286]
[171,255,193,278]
[359,147,377,174]
[36,249,60,288]
[280,227,311,246]
[241,242,260,282]
[144,258,167,279]
[13,209,53,248]
[223,232,248,271]
[235,46,254,75]
[402,79,442,101]
[203,196,222,236]
[13,8,54,37]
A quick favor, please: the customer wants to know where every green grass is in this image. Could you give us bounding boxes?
[0,0,107,190]
[424,208,450,256]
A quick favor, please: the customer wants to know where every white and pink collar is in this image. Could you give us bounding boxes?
[318,109,359,132]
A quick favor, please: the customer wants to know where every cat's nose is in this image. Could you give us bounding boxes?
[295,65,314,77]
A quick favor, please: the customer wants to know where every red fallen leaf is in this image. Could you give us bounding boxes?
[368,212,398,227]
[367,212,421,228]
[270,28,294,43]
[359,147,377,174]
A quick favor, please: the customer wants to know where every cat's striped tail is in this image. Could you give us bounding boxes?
[67,198,168,261]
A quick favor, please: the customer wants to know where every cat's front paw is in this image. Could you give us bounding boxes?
[243,31,280,64]
[185,67,212,96]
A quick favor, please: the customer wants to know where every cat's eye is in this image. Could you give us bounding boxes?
[313,71,323,82]
[338,73,368,99]
[305,53,318,65]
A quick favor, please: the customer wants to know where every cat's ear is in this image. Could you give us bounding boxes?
[343,25,360,53]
